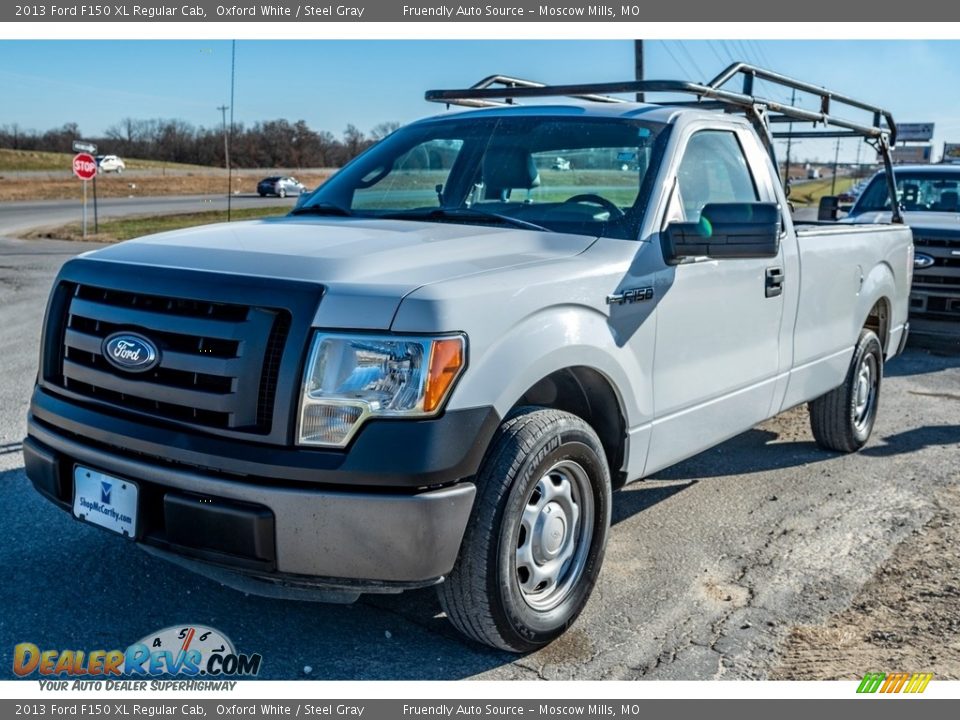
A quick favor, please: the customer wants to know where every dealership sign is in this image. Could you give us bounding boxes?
[72,153,97,180]
[891,145,932,164]
[897,123,935,142]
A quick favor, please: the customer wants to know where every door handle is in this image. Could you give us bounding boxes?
[765,266,784,298]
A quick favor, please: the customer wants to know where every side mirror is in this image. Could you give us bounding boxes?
[818,195,840,221]
[663,202,781,264]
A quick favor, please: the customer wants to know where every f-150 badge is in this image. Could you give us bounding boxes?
[606,287,654,305]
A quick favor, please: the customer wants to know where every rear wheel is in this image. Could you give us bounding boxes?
[438,407,611,652]
[279,188,287,198]
[808,329,883,452]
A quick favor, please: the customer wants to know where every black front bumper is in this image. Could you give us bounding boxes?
[29,386,499,488]
[25,388,499,593]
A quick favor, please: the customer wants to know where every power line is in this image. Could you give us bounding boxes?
[750,40,774,68]
[742,39,764,67]
[718,40,737,64]
[227,39,236,222]
[730,39,750,63]
[660,40,692,77]
[217,104,230,201]
[706,40,727,67]
[674,41,707,80]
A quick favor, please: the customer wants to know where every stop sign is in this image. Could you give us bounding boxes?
[73,153,97,180]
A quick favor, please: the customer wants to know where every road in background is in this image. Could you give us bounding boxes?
[0,235,957,680]
[0,194,297,236]
[1,168,333,180]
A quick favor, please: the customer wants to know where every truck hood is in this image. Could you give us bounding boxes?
[82,216,596,328]
[846,210,960,232]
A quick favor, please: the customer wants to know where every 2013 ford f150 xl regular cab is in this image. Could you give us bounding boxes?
[24,64,912,651]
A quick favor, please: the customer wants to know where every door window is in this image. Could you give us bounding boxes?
[676,130,759,220]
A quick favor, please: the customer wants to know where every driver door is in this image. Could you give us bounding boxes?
[645,127,785,475]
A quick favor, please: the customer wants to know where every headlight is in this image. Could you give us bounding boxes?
[297,332,466,447]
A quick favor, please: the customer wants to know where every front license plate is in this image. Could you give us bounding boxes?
[72,466,138,538]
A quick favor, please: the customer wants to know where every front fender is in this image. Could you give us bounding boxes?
[447,304,651,426]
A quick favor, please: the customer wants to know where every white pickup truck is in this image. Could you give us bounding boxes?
[25,64,911,651]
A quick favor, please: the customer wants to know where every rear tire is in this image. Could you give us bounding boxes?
[808,329,883,452]
[438,407,611,652]
[279,188,287,198]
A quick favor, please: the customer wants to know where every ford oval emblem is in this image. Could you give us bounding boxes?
[914,252,936,269]
[102,332,160,373]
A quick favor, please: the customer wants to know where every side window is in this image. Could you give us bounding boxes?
[676,130,758,220]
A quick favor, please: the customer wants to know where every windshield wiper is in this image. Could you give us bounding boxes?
[380,207,551,233]
[289,202,352,217]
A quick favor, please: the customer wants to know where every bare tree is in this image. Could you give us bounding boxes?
[370,121,401,141]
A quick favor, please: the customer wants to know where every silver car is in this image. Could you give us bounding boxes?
[257,175,306,198]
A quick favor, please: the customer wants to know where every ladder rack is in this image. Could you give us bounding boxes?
[426,62,902,222]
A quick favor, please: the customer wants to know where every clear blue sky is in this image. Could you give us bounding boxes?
[1,39,958,163]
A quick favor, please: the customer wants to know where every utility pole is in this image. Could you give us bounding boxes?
[227,39,236,222]
[217,104,230,209]
[634,40,644,103]
[831,136,841,196]
[784,88,796,188]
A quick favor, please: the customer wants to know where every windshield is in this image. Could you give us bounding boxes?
[295,115,668,239]
[853,171,960,213]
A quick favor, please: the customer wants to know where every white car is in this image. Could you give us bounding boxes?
[96,155,126,174]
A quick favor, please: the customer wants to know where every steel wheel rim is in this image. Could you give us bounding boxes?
[853,353,878,432]
[514,459,595,611]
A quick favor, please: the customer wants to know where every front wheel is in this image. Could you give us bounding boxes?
[808,328,883,452]
[438,407,611,652]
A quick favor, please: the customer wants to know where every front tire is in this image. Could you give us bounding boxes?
[808,329,883,452]
[438,407,611,652]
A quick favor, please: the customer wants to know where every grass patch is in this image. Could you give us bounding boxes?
[0,148,209,173]
[28,205,290,243]
[788,177,856,206]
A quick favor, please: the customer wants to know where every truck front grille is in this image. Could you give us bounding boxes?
[913,235,960,291]
[54,283,290,433]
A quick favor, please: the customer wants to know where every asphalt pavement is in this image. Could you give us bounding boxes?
[0,234,958,680]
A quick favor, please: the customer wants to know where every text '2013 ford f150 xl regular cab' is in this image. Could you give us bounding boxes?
[24,64,912,651]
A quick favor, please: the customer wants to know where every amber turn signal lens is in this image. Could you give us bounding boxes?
[424,337,465,412]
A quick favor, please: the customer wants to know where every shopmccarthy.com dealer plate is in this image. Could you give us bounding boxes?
[72,466,138,538]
